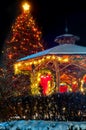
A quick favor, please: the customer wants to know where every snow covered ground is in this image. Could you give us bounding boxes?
[0,120,86,130]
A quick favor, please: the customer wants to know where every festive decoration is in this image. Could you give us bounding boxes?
[80,74,86,93]
[30,69,55,96]
[14,53,86,94]
[59,86,68,93]
[40,74,51,95]
[83,74,86,83]
[14,55,69,74]
[2,1,44,97]
[72,81,78,92]
[3,2,44,67]
[22,2,30,12]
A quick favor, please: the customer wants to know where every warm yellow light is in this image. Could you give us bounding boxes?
[81,87,84,92]
[30,62,32,65]
[22,2,30,12]
[17,63,21,66]
[38,60,42,63]
[63,58,69,62]
[25,62,29,65]
[14,64,19,74]
[37,78,40,82]
[35,83,38,86]
[51,55,56,60]
[34,61,37,65]
[69,88,72,92]
[46,56,51,59]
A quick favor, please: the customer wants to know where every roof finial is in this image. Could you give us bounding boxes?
[65,20,68,33]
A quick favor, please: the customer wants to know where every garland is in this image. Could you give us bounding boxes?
[30,68,56,96]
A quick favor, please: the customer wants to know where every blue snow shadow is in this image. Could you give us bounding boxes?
[0,120,86,130]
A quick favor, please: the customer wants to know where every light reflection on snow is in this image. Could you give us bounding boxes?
[0,120,86,130]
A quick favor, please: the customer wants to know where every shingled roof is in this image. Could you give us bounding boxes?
[17,44,86,61]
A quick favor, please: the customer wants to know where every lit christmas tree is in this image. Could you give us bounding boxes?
[2,1,44,96]
[3,1,44,67]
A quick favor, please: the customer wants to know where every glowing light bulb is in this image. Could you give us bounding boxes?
[22,2,30,12]
[63,58,69,62]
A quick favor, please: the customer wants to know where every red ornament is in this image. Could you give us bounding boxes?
[40,74,51,95]
[72,84,78,92]
[83,75,86,82]
[59,85,68,93]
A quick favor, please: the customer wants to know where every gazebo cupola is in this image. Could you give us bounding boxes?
[54,26,80,45]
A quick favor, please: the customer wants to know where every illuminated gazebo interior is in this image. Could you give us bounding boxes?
[14,33,86,96]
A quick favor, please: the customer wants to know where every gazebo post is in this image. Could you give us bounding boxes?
[53,60,60,92]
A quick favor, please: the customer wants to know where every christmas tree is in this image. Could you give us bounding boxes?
[2,1,44,97]
[3,1,44,67]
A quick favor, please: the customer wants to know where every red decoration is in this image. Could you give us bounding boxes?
[59,85,68,93]
[72,84,78,92]
[83,75,86,83]
[40,74,51,95]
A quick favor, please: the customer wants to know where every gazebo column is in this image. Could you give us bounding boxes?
[53,60,60,92]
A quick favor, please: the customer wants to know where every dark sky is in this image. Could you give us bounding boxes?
[0,0,86,54]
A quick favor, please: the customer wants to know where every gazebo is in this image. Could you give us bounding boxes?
[14,33,86,96]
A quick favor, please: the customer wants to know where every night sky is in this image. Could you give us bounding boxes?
[0,0,86,55]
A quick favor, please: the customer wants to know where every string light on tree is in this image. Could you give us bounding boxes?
[2,1,44,97]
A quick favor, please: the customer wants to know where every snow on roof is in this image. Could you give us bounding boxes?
[55,33,80,40]
[17,44,86,61]
[54,33,80,44]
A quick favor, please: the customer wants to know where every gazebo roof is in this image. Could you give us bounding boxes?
[18,44,86,61]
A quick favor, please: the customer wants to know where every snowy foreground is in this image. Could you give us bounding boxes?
[0,120,86,130]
